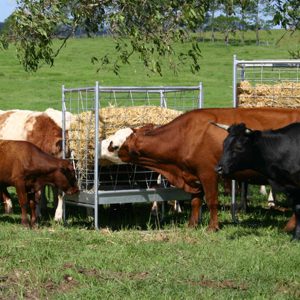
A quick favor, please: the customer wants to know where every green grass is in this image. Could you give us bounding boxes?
[0,29,300,299]
[0,29,299,110]
[0,204,299,299]
[0,188,299,299]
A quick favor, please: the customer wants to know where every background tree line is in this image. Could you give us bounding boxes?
[0,0,299,74]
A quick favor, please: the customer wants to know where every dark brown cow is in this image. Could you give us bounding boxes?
[104,107,300,231]
[0,140,79,227]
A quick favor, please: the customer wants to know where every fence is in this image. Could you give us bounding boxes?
[233,55,300,108]
[62,82,203,228]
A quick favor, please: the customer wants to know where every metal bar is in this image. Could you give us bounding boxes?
[61,85,67,223]
[94,82,99,229]
[236,59,300,66]
[199,82,203,108]
[233,54,237,108]
[64,86,201,93]
[231,179,238,223]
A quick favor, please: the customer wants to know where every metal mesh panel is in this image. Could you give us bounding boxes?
[233,56,300,108]
[63,84,202,192]
[62,83,203,227]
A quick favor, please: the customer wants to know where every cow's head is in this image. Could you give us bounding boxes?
[100,127,134,164]
[56,160,79,195]
[211,122,256,176]
[117,124,158,163]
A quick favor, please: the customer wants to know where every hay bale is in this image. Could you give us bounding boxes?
[99,106,183,138]
[238,81,300,108]
[68,106,183,170]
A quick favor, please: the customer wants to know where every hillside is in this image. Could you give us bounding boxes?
[0,29,299,110]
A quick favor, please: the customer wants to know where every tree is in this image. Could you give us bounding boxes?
[272,0,300,58]
[206,0,221,42]
[1,0,299,73]
[272,0,300,30]
[213,15,240,45]
[0,0,210,75]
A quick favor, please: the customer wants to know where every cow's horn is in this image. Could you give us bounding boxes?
[209,121,230,131]
[245,128,252,134]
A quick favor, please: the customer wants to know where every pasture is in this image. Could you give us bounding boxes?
[0,30,299,299]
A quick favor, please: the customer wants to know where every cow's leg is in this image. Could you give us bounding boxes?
[240,182,248,212]
[34,190,42,219]
[39,186,49,217]
[293,204,300,240]
[28,192,38,227]
[151,201,159,216]
[284,213,296,232]
[267,189,276,207]
[1,188,13,214]
[173,200,182,213]
[199,173,220,231]
[15,183,29,226]
[189,193,202,227]
[54,192,64,221]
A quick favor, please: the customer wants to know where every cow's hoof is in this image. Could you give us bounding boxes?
[21,222,30,229]
[206,225,220,232]
[284,214,296,232]
[292,227,300,241]
[188,220,198,228]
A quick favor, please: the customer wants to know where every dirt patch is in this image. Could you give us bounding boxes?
[0,269,79,300]
[63,263,149,282]
[140,230,199,244]
[276,281,300,298]
[77,266,149,281]
[183,276,248,290]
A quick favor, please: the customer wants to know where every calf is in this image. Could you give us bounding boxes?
[0,140,79,227]
[214,122,300,239]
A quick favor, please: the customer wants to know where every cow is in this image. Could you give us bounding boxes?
[213,122,300,239]
[101,107,300,232]
[0,109,74,220]
[0,140,79,227]
[101,126,182,216]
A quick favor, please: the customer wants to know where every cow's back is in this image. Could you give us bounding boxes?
[0,109,63,157]
[182,107,300,167]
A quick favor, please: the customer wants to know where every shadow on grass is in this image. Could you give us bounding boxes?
[64,201,192,230]
[0,199,293,236]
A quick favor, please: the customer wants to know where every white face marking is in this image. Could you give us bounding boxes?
[100,128,133,164]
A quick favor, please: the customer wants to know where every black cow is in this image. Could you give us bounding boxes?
[213,122,300,240]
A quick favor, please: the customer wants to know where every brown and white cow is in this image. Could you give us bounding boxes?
[0,109,74,220]
[0,140,79,227]
[102,107,300,231]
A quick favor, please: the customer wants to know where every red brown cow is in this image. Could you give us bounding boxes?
[0,140,79,227]
[103,107,300,231]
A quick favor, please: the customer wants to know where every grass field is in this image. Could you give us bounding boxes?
[0,29,299,110]
[0,29,300,299]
